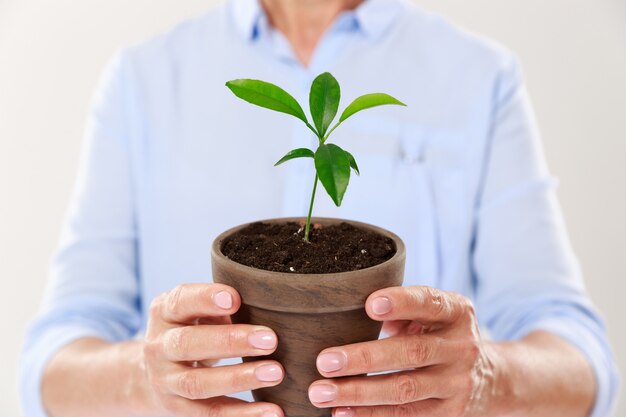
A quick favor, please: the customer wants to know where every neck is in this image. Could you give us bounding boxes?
[260,0,363,66]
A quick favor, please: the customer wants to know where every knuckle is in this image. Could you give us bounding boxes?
[405,286,423,306]
[426,287,449,319]
[143,338,161,361]
[392,374,419,404]
[403,339,432,366]
[456,293,475,317]
[167,285,186,318]
[357,346,374,368]
[226,367,246,392]
[149,293,166,319]
[177,371,204,400]
[219,326,242,353]
[198,285,215,305]
[455,337,480,369]
[168,327,193,360]
[465,339,481,362]
[348,382,364,404]
[227,327,239,351]
[425,287,443,304]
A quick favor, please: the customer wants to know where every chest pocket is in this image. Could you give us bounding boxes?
[307,118,441,287]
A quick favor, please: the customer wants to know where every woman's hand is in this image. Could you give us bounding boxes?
[309,286,502,417]
[142,283,285,417]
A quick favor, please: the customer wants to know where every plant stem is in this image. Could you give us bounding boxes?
[304,173,319,242]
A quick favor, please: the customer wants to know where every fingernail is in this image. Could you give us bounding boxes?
[255,364,283,382]
[334,407,356,417]
[249,330,277,350]
[213,291,233,309]
[372,297,392,315]
[309,384,337,403]
[261,412,279,417]
[317,352,346,373]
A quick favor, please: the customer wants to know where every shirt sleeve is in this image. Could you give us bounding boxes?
[18,51,142,417]
[472,55,620,417]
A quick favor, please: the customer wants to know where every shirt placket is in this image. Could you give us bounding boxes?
[265,15,360,217]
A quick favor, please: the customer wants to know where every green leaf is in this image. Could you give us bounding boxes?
[314,144,351,207]
[344,150,360,175]
[226,79,309,125]
[309,72,340,138]
[339,93,406,124]
[274,148,315,166]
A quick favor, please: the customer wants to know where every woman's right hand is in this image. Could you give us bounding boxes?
[142,283,284,417]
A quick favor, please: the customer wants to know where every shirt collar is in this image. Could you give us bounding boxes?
[230,0,406,42]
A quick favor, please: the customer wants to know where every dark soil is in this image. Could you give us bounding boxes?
[221,221,396,274]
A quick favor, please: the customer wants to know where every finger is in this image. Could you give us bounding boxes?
[317,334,460,377]
[331,399,443,417]
[161,324,278,362]
[366,286,472,324]
[165,361,284,400]
[160,394,284,417]
[309,370,448,408]
[158,283,242,324]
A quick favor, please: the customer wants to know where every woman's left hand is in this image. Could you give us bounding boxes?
[309,286,502,417]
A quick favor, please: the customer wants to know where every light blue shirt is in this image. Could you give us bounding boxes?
[19,0,619,416]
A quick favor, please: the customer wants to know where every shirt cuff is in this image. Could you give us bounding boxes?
[520,317,620,417]
[19,324,112,417]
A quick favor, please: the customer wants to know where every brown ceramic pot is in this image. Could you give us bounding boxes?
[211,217,405,417]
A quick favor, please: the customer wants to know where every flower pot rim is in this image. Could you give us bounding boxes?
[211,216,406,313]
[211,216,405,278]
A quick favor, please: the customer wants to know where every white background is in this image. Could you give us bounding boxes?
[1,0,624,415]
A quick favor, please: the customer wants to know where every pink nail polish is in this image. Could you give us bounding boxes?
[213,291,233,309]
[249,330,277,350]
[309,384,337,403]
[372,297,392,315]
[255,364,283,382]
[334,407,356,417]
[317,352,346,373]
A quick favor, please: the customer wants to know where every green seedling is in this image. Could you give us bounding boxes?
[226,72,406,242]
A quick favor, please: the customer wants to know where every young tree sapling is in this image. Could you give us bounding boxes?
[226,72,406,242]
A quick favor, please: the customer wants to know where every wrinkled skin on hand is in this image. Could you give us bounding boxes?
[310,286,502,417]
[142,283,285,417]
